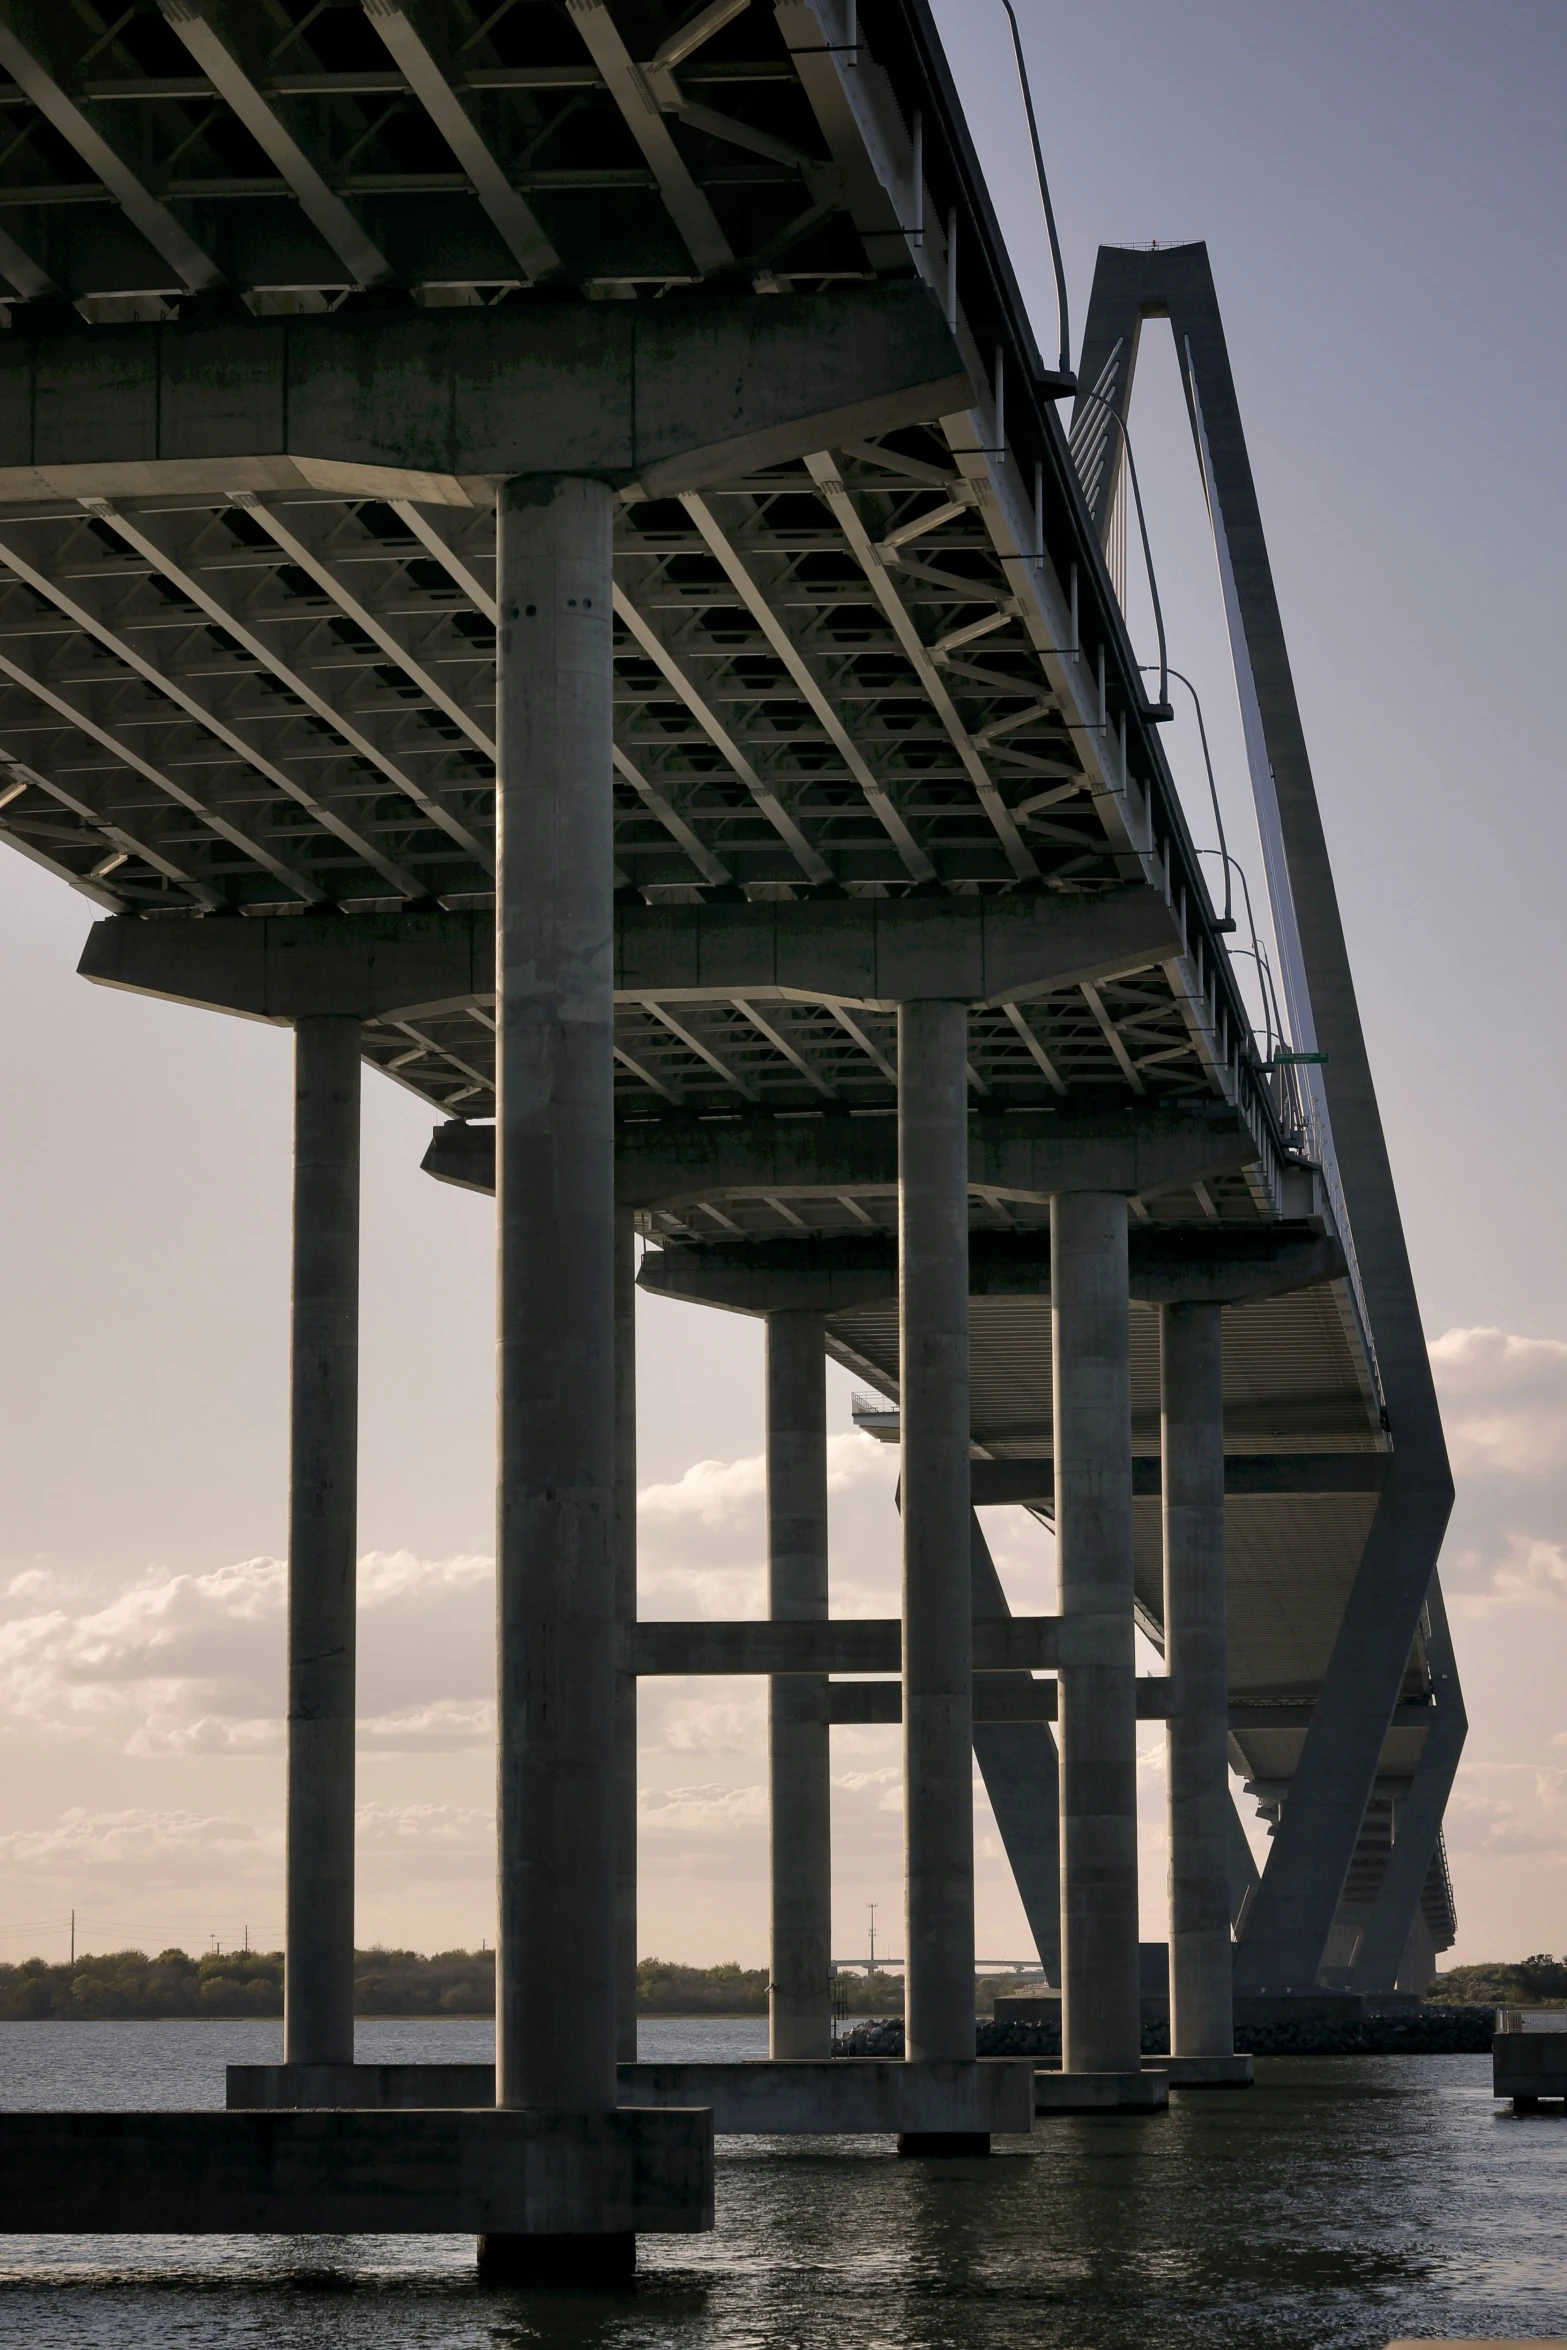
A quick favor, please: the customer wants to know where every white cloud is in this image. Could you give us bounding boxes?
[357,1699,494,1753]
[1425,1327,1567,1613]
[128,1712,283,1758]
[1442,1766,1567,1866]
[1451,1533,1567,1615]
[0,1549,500,1756]
[357,1551,492,1606]
[1430,1326,1567,1480]
[643,1691,765,1754]
[638,1453,765,1534]
[0,1804,276,1876]
[634,1427,899,1620]
[639,1782,768,1832]
[832,1764,904,1813]
[354,1803,492,1853]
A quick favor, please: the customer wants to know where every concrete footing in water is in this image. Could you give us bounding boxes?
[1034,2070,1169,2114]
[227,2058,1035,2137]
[1493,2031,1567,2110]
[1160,2054,1255,2088]
[0,2108,713,2236]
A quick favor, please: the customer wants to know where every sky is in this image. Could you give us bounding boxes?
[2,0,1566,1977]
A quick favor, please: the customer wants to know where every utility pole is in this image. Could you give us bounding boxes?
[69,1910,74,1967]
[867,1902,877,1979]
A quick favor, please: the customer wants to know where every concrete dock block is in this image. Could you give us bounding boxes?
[1493,2030,1567,2107]
[228,2061,495,2110]
[227,2058,1034,2136]
[1160,2054,1254,2088]
[0,2108,713,2235]
[618,2059,1033,2135]
[1034,2069,1169,2114]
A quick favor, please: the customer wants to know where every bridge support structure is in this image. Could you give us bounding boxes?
[766,1308,834,2060]
[1161,1303,1246,2082]
[1072,238,1459,1992]
[1051,1192,1146,2104]
[487,470,635,2280]
[897,999,984,2154]
[284,1013,361,2071]
[616,1202,640,2065]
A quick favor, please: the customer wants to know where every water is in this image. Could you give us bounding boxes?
[3,2017,1566,2347]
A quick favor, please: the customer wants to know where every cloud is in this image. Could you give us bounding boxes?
[1430,1326,1567,1480]
[639,1782,768,1832]
[354,1803,492,1853]
[0,1804,276,1877]
[1425,1327,1567,1612]
[0,1557,285,1743]
[0,1548,500,1756]
[128,1713,283,1758]
[634,1428,900,1620]
[1441,1766,1567,1865]
[1451,1534,1567,1615]
[642,1690,765,1754]
[357,1699,494,1753]
[357,1551,492,1606]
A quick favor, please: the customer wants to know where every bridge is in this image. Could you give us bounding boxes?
[0,0,1458,2281]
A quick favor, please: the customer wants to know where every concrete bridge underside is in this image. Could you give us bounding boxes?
[0,0,1457,2277]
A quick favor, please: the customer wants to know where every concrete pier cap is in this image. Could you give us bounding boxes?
[226,2058,1035,2139]
[0,2109,714,2249]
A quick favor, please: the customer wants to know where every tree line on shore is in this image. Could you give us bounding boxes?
[0,1946,494,2021]
[5,1944,1550,2022]
[1424,1955,1567,2007]
[0,1948,1013,2022]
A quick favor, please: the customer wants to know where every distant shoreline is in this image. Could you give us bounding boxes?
[0,2009,771,2024]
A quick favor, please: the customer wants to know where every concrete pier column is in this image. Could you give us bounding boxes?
[766,1309,833,2059]
[897,1000,979,2150]
[1053,1192,1140,2077]
[615,1201,639,2064]
[488,474,625,2280]
[1162,1302,1234,2059]
[284,1014,361,2068]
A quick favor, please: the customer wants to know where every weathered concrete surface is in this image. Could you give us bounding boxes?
[898,1001,976,2069]
[79,907,494,1025]
[1162,1302,1235,2063]
[1033,2071,1168,2113]
[285,1015,360,2068]
[427,1103,1263,1211]
[1161,2054,1254,2087]
[0,284,969,501]
[765,1310,833,2059]
[227,2062,1033,2136]
[613,884,1180,1009]
[493,475,617,2116]
[614,1204,639,2065]
[970,1454,1386,1505]
[826,1676,1174,1722]
[0,2109,713,2233]
[229,2063,495,2110]
[1053,1193,1141,2078]
[78,885,1179,1022]
[623,2060,1030,2135]
[631,1616,1063,1675]
[637,1225,1346,1318]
